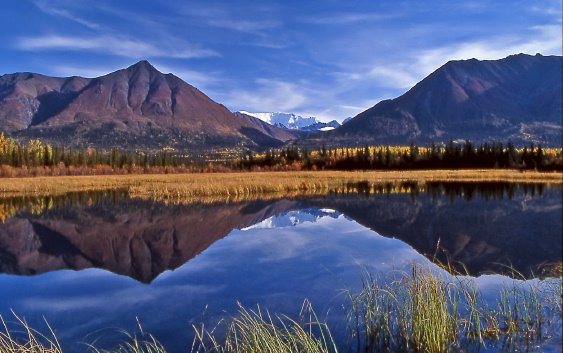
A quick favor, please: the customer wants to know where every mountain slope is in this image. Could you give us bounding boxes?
[304,54,562,147]
[234,111,306,144]
[0,61,297,150]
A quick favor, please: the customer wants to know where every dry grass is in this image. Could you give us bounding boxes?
[0,311,62,353]
[0,170,560,199]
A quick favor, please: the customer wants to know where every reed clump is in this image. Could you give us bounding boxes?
[191,300,337,353]
[0,311,62,353]
[85,328,166,353]
[344,264,562,353]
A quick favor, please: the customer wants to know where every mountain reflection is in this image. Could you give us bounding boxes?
[0,183,560,282]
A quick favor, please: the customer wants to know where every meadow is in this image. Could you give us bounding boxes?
[0,169,561,199]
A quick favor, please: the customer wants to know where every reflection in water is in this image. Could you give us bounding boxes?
[0,192,301,283]
[0,183,561,352]
[0,190,129,222]
[315,183,562,279]
[0,183,560,283]
[339,180,550,201]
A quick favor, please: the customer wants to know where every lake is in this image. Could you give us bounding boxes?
[0,182,561,352]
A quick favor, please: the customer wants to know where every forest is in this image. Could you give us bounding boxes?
[240,141,562,172]
[0,133,561,177]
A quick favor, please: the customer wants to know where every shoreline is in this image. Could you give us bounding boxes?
[0,169,560,198]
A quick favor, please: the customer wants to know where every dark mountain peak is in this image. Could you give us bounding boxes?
[0,62,302,150]
[127,60,158,72]
[304,54,562,147]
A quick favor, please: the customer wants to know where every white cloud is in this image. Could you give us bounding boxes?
[33,0,100,29]
[17,35,219,59]
[209,18,281,33]
[226,78,309,113]
[413,24,562,75]
[52,64,118,78]
[150,63,222,92]
[367,66,419,90]
[331,23,562,98]
[303,12,396,25]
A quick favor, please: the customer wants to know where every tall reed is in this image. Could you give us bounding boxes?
[1,264,561,352]
[191,300,338,353]
[0,311,62,353]
[344,264,562,353]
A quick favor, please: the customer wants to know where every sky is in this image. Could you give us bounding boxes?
[1,0,561,123]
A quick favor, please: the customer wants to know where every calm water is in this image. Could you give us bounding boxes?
[0,183,561,352]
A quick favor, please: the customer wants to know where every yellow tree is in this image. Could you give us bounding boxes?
[28,139,43,167]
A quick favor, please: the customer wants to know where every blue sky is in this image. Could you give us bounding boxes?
[1,0,561,122]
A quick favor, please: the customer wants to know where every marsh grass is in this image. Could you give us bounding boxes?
[344,264,562,353]
[191,300,338,353]
[85,332,165,353]
[0,170,560,199]
[0,311,62,353]
[1,264,561,353]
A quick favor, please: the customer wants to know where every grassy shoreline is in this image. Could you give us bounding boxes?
[0,169,560,198]
[2,264,561,353]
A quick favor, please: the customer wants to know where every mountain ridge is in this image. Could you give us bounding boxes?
[0,61,296,150]
[300,53,562,147]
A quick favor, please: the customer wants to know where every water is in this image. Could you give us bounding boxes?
[0,183,561,352]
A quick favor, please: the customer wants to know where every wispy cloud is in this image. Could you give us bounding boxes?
[208,18,281,33]
[303,12,396,25]
[412,24,562,75]
[33,0,100,29]
[332,22,562,94]
[51,64,118,78]
[151,63,222,92]
[227,78,309,113]
[175,2,288,48]
[16,35,219,59]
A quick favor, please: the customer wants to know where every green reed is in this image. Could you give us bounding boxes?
[344,264,562,353]
[1,263,561,353]
[85,327,166,353]
[190,300,337,353]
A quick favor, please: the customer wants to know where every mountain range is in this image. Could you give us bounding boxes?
[237,111,342,131]
[0,53,560,150]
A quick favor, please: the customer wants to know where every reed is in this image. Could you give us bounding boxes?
[85,331,166,353]
[0,169,559,199]
[0,311,62,353]
[191,300,337,353]
[344,264,562,353]
[1,264,561,352]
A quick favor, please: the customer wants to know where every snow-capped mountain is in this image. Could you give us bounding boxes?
[238,111,341,131]
[240,209,344,230]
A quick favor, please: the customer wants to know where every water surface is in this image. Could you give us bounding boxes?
[0,183,561,351]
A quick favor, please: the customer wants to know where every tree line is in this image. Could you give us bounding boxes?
[238,141,562,171]
[0,134,180,169]
[0,133,561,176]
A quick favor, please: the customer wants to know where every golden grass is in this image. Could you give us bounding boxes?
[0,169,560,199]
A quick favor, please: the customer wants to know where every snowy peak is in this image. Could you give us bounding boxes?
[238,111,341,131]
[240,209,343,230]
